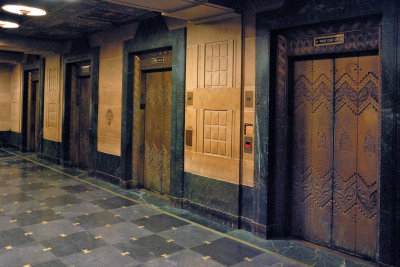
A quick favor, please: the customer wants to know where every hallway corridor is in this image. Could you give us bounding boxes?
[0,149,307,267]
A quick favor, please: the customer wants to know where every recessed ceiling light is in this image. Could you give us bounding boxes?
[0,20,19,28]
[2,4,46,16]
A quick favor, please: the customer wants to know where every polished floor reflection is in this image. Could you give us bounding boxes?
[0,149,301,267]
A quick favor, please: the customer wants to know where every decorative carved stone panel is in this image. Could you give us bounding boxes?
[47,103,57,129]
[203,40,234,88]
[203,110,232,157]
[48,68,58,92]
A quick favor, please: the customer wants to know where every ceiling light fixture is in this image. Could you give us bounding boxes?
[2,4,46,16]
[0,20,19,28]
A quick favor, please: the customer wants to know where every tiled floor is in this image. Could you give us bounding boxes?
[0,148,374,267]
[0,149,302,267]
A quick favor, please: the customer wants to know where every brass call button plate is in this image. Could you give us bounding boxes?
[186,129,192,146]
[187,92,193,106]
[245,91,253,108]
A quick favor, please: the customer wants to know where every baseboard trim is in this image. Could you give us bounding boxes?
[94,170,133,189]
[170,196,268,238]
[38,153,61,165]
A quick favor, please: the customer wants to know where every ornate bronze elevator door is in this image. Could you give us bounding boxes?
[291,59,334,246]
[333,56,380,258]
[144,71,172,194]
[290,55,380,260]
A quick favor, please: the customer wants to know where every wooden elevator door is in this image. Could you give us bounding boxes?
[27,72,39,152]
[290,55,380,259]
[144,71,172,194]
[69,65,91,169]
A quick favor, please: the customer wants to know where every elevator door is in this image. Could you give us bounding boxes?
[144,71,172,194]
[290,55,380,259]
[69,65,91,169]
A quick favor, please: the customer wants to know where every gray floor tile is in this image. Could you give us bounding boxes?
[11,208,64,226]
[20,182,55,192]
[60,245,138,267]
[40,231,107,257]
[135,249,226,267]
[0,215,21,231]
[0,244,57,267]
[42,194,81,207]
[75,189,115,201]
[52,201,104,218]
[61,184,93,193]
[191,237,263,266]
[70,210,125,229]
[108,204,163,221]
[114,241,159,263]
[89,221,153,244]
[132,213,189,233]
[23,219,85,242]
[31,188,70,201]
[2,199,48,215]
[33,259,67,267]
[158,224,223,248]
[91,196,138,210]
[232,252,302,267]
[0,228,35,247]
[0,192,34,205]
[132,234,185,257]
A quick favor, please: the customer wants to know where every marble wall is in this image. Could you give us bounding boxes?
[0,66,11,131]
[89,23,139,156]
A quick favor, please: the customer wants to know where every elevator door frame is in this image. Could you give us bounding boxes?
[287,52,381,258]
[265,17,382,262]
[22,59,45,154]
[61,49,99,172]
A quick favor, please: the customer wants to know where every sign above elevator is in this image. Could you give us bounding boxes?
[139,50,172,71]
[314,34,344,46]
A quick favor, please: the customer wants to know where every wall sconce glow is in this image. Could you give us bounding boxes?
[0,20,19,28]
[2,4,47,16]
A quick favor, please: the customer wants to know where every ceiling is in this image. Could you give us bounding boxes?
[0,0,241,41]
[0,0,243,63]
[0,0,158,40]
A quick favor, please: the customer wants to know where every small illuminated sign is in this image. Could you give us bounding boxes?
[314,34,344,46]
[152,57,164,63]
